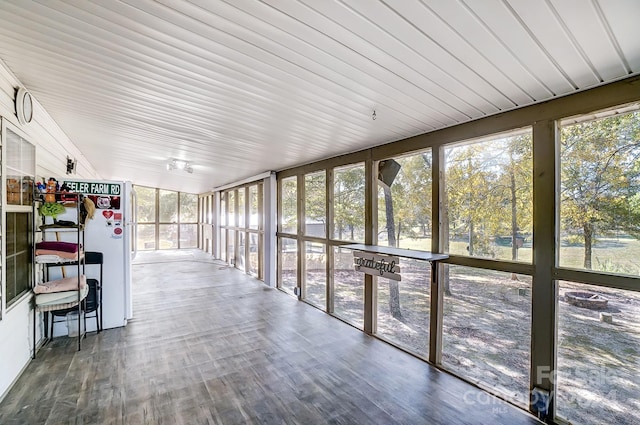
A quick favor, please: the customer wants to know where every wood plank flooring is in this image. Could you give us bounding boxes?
[0,250,542,425]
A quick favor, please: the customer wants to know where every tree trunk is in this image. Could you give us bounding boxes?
[383,186,402,320]
[583,222,593,269]
[350,224,354,240]
[442,186,451,296]
[384,186,396,247]
[468,220,474,255]
[510,169,519,280]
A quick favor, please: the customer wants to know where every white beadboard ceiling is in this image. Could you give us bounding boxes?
[0,0,638,193]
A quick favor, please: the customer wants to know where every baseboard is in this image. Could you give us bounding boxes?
[0,355,31,405]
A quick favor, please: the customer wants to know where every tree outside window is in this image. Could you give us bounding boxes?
[560,109,640,273]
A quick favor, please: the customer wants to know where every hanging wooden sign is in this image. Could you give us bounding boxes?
[353,251,401,281]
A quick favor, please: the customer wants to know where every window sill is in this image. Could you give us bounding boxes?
[6,290,33,314]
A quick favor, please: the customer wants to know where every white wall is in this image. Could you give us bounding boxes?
[0,58,101,400]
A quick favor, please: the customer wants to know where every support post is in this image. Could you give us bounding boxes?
[364,155,375,335]
[263,173,277,287]
[530,120,559,420]
[429,147,443,364]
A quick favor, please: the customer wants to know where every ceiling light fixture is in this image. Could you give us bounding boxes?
[166,159,193,174]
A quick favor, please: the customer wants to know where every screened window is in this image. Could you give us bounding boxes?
[304,241,326,309]
[441,266,531,406]
[180,193,198,223]
[220,192,227,227]
[374,151,433,354]
[279,238,297,295]
[134,186,198,250]
[555,106,640,424]
[135,186,156,250]
[220,184,264,277]
[159,224,177,249]
[375,258,432,358]
[249,233,259,276]
[377,150,432,251]
[4,129,35,308]
[249,185,259,230]
[138,224,156,250]
[179,224,197,249]
[136,186,156,223]
[220,229,227,263]
[444,130,533,262]
[557,281,640,424]
[222,189,237,267]
[159,189,178,223]
[237,188,245,229]
[5,212,32,305]
[228,230,236,266]
[304,171,326,238]
[180,193,198,248]
[333,163,365,242]
[228,191,235,228]
[559,109,640,273]
[238,232,246,270]
[6,129,35,206]
[332,246,364,329]
[280,177,297,234]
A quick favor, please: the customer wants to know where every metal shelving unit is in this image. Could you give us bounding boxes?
[32,192,86,357]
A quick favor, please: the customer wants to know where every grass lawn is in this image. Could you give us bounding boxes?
[395,235,640,276]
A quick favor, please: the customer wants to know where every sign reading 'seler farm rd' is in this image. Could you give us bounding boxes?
[353,251,401,281]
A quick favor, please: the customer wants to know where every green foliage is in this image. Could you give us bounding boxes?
[249,185,259,226]
[594,257,637,275]
[470,233,497,258]
[563,234,585,246]
[135,186,198,225]
[135,186,156,223]
[305,171,326,225]
[237,189,245,225]
[334,164,365,240]
[378,151,433,243]
[281,177,297,233]
[39,202,65,218]
[159,190,178,222]
[444,132,532,260]
[180,192,198,223]
[227,191,235,225]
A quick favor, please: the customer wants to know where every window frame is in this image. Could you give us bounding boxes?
[2,122,36,314]
[5,211,33,309]
[133,185,200,251]
[219,182,265,279]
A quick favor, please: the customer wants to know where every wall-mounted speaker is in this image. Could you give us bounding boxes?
[378,159,401,188]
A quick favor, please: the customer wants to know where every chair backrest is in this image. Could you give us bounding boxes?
[85,278,100,312]
[85,251,103,265]
[83,252,102,313]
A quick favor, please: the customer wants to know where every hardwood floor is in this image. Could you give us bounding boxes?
[0,250,542,425]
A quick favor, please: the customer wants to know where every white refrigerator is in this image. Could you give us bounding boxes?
[47,179,135,336]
